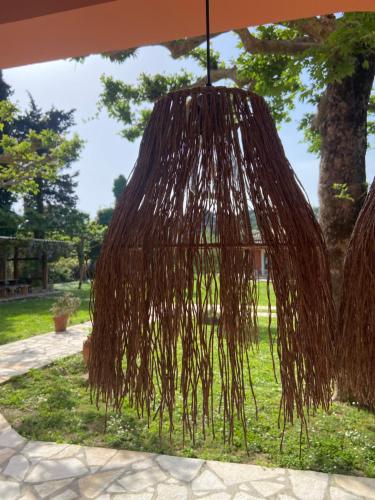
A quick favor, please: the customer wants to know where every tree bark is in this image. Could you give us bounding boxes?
[318,55,375,309]
[318,55,375,401]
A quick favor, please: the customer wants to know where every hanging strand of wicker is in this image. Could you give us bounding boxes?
[338,179,375,409]
[89,0,335,444]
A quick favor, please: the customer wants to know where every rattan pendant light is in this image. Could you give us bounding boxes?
[338,179,375,409]
[89,1,335,443]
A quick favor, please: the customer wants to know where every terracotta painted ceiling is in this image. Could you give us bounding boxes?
[1,0,375,69]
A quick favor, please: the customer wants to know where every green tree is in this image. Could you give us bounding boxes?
[96,174,127,226]
[112,173,127,202]
[98,13,375,315]
[16,98,83,240]
[0,71,19,236]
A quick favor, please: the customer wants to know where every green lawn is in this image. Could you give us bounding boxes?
[0,318,374,478]
[0,282,91,345]
[0,280,273,346]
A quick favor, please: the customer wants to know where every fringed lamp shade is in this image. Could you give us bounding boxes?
[90,87,335,442]
[338,179,375,409]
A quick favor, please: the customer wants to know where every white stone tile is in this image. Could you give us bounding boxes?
[25,457,88,482]
[288,469,328,500]
[233,493,262,500]
[82,445,116,467]
[252,480,285,497]
[191,469,225,492]
[156,454,204,482]
[0,479,21,500]
[78,469,122,498]
[0,447,16,465]
[101,449,153,471]
[110,494,152,500]
[330,486,361,500]
[3,454,29,480]
[107,481,127,493]
[197,493,231,500]
[18,488,39,500]
[23,441,67,458]
[207,461,283,486]
[34,478,74,498]
[333,475,375,499]
[156,483,188,499]
[131,458,155,471]
[52,489,78,500]
[0,427,25,448]
[118,465,167,492]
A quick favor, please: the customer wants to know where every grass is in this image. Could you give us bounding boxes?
[0,282,91,345]
[0,318,374,478]
[0,280,273,346]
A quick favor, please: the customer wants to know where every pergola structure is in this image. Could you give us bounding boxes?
[0,236,72,298]
[0,0,373,69]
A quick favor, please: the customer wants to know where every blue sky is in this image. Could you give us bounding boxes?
[4,32,374,217]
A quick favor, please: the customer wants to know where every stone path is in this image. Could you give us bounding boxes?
[0,323,375,499]
[0,322,91,384]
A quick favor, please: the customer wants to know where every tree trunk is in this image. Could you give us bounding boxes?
[318,55,375,401]
[318,55,375,309]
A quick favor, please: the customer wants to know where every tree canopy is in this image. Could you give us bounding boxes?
[98,13,375,151]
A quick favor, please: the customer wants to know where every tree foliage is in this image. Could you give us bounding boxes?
[0,99,83,194]
[97,13,375,150]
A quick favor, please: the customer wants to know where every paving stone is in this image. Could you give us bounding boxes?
[0,447,16,465]
[23,441,68,458]
[78,469,122,498]
[233,493,262,500]
[118,465,167,492]
[52,444,82,459]
[0,426,25,448]
[132,458,155,470]
[329,486,361,500]
[197,493,231,500]
[19,489,39,500]
[111,494,152,500]
[84,446,117,467]
[288,469,328,500]
[0,414,9,430]
[276,495,296,500]
[52,489,78,500]
[207,460,283,486]
[156,482,188,499]
[0,479,21,500]
[333,475,375,499]
[156,454,204,481]
[252,480,285,497]
[3,453,29,480]
[34,478,74,498]
[107,481,127,493]
[102,449,153,471]
[192,469,226,492]
[25,457,88,482]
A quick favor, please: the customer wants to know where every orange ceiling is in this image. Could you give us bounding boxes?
[1,0,375,69]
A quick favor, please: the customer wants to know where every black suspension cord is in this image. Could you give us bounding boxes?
[205,0,212,86]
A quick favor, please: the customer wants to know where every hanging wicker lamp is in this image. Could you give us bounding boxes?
[89,85,335,443]
[338,179,375,409]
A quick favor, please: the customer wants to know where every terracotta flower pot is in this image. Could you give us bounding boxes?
[54,314,69,333]
[83,336,91,366]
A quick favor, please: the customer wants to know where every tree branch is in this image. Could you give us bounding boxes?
[287,15,336,42]
[235,28,317,55]
[160,33,222,59]
[190,67,241,87]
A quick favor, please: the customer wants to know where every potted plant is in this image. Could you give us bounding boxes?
[50,292,81,333]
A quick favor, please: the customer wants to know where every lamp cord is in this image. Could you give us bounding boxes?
[205,0,212,86]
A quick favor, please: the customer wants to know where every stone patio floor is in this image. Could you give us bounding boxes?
[0,324,374,499]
